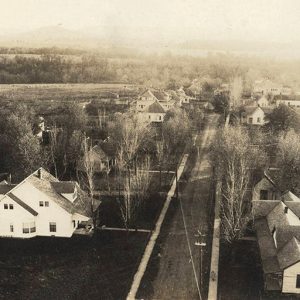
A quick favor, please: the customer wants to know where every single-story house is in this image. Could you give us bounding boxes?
[0,168,100,238]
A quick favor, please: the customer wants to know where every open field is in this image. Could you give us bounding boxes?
[0,231,149,300]
[0,83,140,103]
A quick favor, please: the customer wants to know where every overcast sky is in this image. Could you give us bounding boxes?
[1,0,300,43]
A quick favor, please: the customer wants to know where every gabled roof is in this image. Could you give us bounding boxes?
[152,90,169,101]
[145,100,165,114]
[276,225,300,251]
[0,168,98,218]
[277,237,300,269]
[242,106,263,116]
[254,218,281,273]
[285,201,300,219]
[140,89,156,99]
[282,191,300,202]
[252,200,280,218]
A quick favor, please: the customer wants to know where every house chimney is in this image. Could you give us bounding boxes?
[7,173,11,184]
[37,168,42,179]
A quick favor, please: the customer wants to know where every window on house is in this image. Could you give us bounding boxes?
[73,220,76,228]
[9,204,13,210]
[49,222,56,232]
[296,275,300,288]
[4,204,8,209]
[257,117,261,123]
[10,224,13,232]
[249,117,253,124]
[260,190,268,200]
[159,116,162,120]
[45,201,49,207]
[23,222,36,234]
[39,201,44,207]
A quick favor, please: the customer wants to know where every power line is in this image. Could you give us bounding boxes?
[179,196,202,300]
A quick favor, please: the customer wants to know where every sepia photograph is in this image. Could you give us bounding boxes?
[0,0,300,299]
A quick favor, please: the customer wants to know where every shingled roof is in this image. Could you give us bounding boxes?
[0,184,17,195]
[0,168,98,218]
[145,101,165,114]
[277,237,300,269]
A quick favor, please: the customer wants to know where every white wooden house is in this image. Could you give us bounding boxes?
[241,107,267,125]
[0,168,99,238]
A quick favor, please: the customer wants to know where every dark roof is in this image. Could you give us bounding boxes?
[274,95,300,101]
[242,106,261,115]
[285,201,300,218]
[146,101,165,114]
[255,218,281,273]
[261,107,273,115]
[98,141,117,158]
[0,184,17,195]
[92,145,108,161]
[277,237,300,269]
[276,225,300,250]
[252,200,280,218]
[51,181,76,194]
[7,192,38,216]
[152,90,168,101]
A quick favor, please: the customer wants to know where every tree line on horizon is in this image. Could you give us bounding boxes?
[0,48,300,91]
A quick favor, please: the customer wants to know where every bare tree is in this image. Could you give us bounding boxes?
[156,140,165,187]
[229,77,243,109]
[49,125,59,178]
[276,130,300,195]
[79,138,98,228]
[119,156,151,229]
[210,125,266,243]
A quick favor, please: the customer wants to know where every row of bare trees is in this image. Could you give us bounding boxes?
[108,113,152,228]
[210,125,266,243]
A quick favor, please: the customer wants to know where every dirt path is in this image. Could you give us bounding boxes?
[136,114,219,300]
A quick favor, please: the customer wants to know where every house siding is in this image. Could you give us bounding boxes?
[0,195,35,238]
[0,181,75,238]
[282,262,300,294]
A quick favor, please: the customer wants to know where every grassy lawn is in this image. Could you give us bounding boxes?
[0,231,149,300]
[98,169,175,230]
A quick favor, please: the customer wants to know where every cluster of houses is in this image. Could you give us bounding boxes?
[238,79,300,126]
[252,171,300,294]
[0,168,100,238]
[134,87,195,123]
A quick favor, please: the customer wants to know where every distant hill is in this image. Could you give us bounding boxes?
[0,26,300,59]
[0,26,103,49]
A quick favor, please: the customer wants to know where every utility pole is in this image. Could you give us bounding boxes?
[175,168,178,199]
[195,230,206,289]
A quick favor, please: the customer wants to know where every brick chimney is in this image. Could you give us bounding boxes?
[37,168,42,179]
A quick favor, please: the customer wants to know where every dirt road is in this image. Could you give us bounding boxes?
[137,114,219,300]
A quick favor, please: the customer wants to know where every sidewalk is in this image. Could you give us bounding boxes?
[207,170,222,300]
[126,154,189,300]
